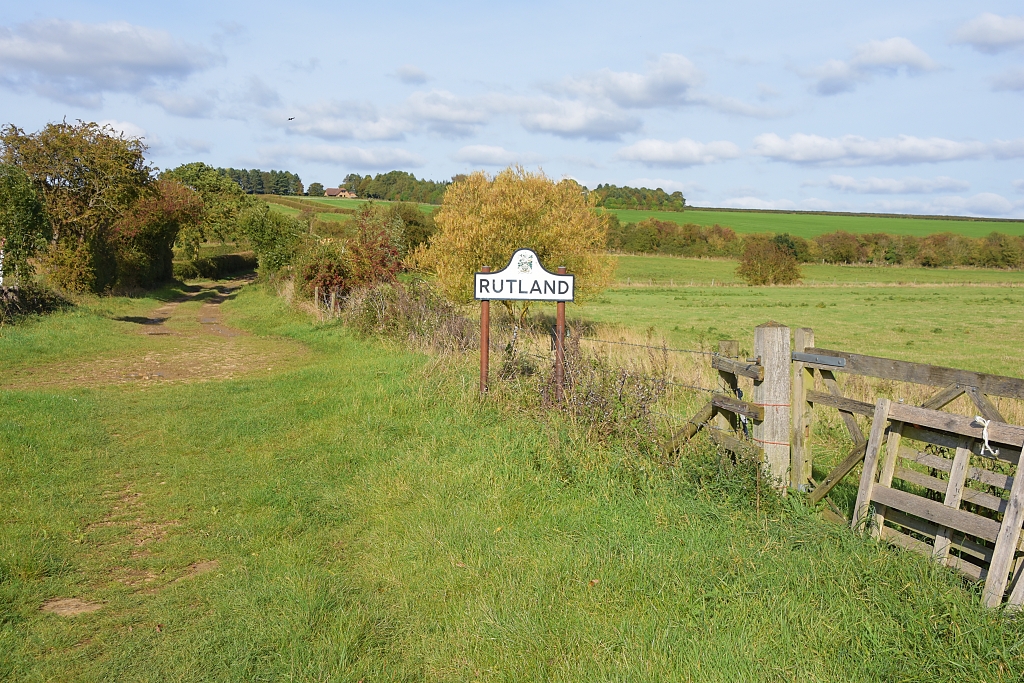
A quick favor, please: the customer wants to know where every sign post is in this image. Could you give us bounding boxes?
[479,265,490,393]
[475,249,574,395]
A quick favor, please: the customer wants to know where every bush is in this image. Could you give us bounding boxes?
[294,242,351,300]
[814,231,865,264]
[238,204,306,273]
[736,237,802,285]
[349,203,404,286]
[0,283,70,326]
[343,280,477,354]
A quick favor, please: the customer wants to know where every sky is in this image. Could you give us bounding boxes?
[1,1,1023,217]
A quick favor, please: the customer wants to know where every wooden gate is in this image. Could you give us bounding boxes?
[853,399,1024,608]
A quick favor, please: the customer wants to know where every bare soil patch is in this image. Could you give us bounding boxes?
[40,598,103,616]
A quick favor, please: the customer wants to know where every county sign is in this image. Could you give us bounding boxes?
[474,249,574,302]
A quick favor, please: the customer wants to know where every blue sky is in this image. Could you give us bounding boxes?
[2,2,1023,216]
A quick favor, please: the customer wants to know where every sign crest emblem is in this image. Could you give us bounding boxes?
[517,253,533,273]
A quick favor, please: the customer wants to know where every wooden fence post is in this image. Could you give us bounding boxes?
[792,327,815,491]
[716,340,740,433]
[480,265,490,393]
[754,321,791,490]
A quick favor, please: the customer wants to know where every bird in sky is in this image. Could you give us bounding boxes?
[287,117,295,121]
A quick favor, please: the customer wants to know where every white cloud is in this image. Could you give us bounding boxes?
[142,89,217,118]
[556,53,702,108]
[175,137,211,153]
[808,37,938,95]
[616,138,742,167]
[0,19,217,106]
[751,133,1014,165]
[453,145,541,166]
[994,67,1024,92]
[97,119,148,140]
[518,98,641,140]
[266,144,425,169]
[953,13,1024,54]
[394,64,429,84]
[403,90,493,136]
[280,100,410,140]
[822,175,970,194]
[1014,179,1024,193]
[550,53,780,118]
[241,76,279,107]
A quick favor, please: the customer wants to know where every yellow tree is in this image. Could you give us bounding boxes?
[414,166,614,325]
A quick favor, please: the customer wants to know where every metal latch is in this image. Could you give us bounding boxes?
[792,352,846,367]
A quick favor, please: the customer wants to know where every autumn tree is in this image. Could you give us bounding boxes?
[736,236,802,286]
[414,166,614,325]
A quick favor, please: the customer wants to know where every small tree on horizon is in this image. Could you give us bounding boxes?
[736,236,802,286]
[413,166,614,327]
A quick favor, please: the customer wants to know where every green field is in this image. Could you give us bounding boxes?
[275,196,1024,239]
[604,207,1024,239]
[613,254,1024,286]
[3,276,1023,680]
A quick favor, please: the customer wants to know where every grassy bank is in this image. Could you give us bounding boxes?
[1,281,1022,680]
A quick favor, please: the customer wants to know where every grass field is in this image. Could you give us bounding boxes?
[613,254,1024,286]
[603,208,1024,239]
[274,196,1024,239]
[3,275,1023,680]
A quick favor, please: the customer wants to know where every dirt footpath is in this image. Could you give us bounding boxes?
[2,276,308,390]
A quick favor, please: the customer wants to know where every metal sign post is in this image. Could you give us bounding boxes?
[479,265,490,393]
[474,249,574,395]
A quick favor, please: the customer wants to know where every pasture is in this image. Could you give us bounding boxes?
[604,207,1024,239]
[3,265,1023,680]
[270,195,1024,239]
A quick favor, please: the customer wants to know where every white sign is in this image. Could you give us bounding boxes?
[474,249,574,301]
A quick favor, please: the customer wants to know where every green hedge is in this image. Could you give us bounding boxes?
[173,252,258,280]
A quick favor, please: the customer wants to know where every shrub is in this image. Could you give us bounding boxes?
[814,231,864,264]
[238,204,306,273]
[294,242,351,300]
[736,236,802,285]
[0,283,70,326]
[343,280,477,354]
[349,203,404,286]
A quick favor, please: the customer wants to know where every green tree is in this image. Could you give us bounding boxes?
[162,162,251,258]
[414,166,614,326]
[0,163,50,287]
[237,203,305,273]
[308,182,325,197]
[1,120,153,292]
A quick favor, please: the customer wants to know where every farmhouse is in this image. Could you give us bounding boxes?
[324,187,357,198]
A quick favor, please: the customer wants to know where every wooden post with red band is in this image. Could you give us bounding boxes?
[479,265,490,393]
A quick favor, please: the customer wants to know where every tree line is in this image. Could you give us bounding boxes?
[218,167,303,196]
[608,216,1024,269]
[589,184,686,211]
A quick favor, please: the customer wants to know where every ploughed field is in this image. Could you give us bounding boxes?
[2,268,1023,680]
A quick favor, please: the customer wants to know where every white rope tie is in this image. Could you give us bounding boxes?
[974,416,1000,456]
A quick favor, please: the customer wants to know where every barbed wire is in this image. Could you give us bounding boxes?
[579,337,716,356]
